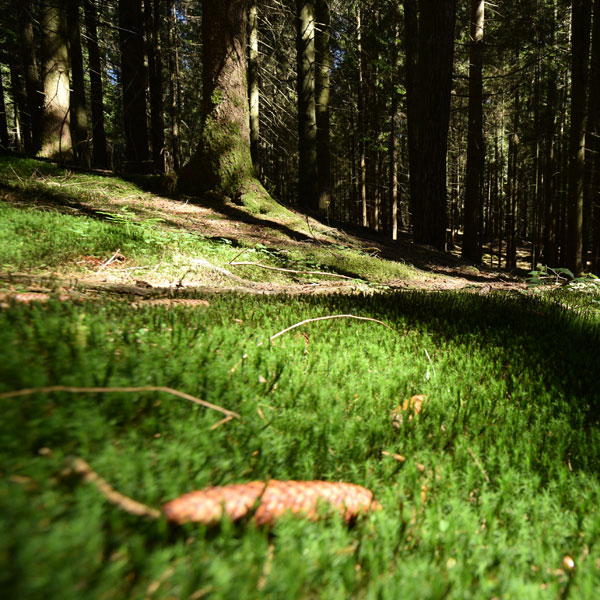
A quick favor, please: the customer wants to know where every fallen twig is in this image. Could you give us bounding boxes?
[467,446,491,483]
[97,249,122,271]
[0,385,240,420]
[230,261,355,280]
[68,457,161,519]
[267,314,396,344]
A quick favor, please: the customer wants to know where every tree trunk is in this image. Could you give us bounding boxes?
[296,0,318,210]
[84,0,108,168]
[9,56,25,151]
[410,0,457,250]
[166,0,181,170]
[315,0,331,212]
[144,0,166,172]
[403,0,418,232]
[389,6,401,240]
[67,0,90,167]
[357,5,367,226]
[178,0,260,199]
[567,0,592,274]
[18,0,43,153]
[462,0,484,262]
[0,69,9,149]
[39,0,72,161]
[248,0,260,170]
[119,0,150,172]
[589,0,600,271]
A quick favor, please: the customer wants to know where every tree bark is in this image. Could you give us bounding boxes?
[119,0,150,172]
[315,0,331,212]
[144,0,166,172]
[67,0,90,167]
[296,0,318,210]
[0,69,9,149]
[166,0,181,170]
[18,0,43,153]
[39,0,72,161]
[178,0,260,198]
[248,0,260,170]
[462,0,485,262]
[567,0,592,274]
[84,0,108,168]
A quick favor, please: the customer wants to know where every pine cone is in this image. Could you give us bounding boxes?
[162,480,380,526]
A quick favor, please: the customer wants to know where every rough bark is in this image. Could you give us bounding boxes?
[0,69,9,148]
[39,0,72,161]
[144,0,166,172]
[462,0,484,262]
[296,0,318,210]
[178,0,259,198]
[567,0,592,274]
[67,0,90,166]
[411,0,457,250]
[18,0,43,153]
[166,0,181,170]
[119,0,150,172]
[248,0,260,170]
[588,0,600,271]
[315,0,331,212]
[84,0,108,168]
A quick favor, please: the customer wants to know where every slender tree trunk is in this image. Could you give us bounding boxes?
[0,69,9,149]
[166,0,181,170]
[589,0,600,271]
[84,0,108,168]
[296,0,318,210]
[462,0,485,262]
[389,7,401,240]
[39,0,72,161]
[357,5,367,226]
[315,0,331,212]
[178,0,260,198]
[18,0,42,153]
[144,0,166,172]
[9,56,25,151]
[403,0,418,232]
[67,0,90,166]
[119,0,150,172]
[248,0,260,170]
[567,0,592,274]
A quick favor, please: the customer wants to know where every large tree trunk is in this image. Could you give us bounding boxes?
[67,0,90,167]
[144,0,166,172]
[39,0,72,161]
[248,0,260,170]
[18,0,43,153]
[178,0,260,198]
[119,0,150,172]
[315,0,331,212]
[567,0,592,274]
[296,0,318,210]
[84,0,108,168]
[462,0,485,262]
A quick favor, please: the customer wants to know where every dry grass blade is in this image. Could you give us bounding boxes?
[268,314,395,343]
[162,480,381,526]
[0,385,240,420]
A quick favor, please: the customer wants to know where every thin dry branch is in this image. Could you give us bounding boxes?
[230,261,354,280]
[467,447,491,483]
[267,314,396,343]
[0,385,240,420]
[69,457,161,519]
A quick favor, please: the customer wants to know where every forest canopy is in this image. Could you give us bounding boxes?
[0,0,599,274]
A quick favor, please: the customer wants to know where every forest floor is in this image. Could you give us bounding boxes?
[0,155,529,302]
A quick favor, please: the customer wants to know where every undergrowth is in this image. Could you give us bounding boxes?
[1,292,600,599]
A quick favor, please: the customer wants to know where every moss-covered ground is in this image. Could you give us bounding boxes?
[1,155,600,599]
